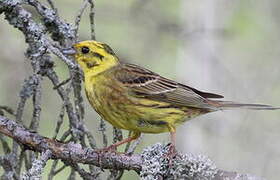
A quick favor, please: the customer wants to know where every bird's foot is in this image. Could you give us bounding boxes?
[165,143,177,167]
[98,144,117,153]
[97,145,118,168]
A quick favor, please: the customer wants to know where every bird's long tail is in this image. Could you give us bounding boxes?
[211,100,280,110]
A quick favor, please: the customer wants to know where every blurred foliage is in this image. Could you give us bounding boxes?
[0,0,280,179]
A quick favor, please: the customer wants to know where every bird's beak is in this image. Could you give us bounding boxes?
[62,47,77,55]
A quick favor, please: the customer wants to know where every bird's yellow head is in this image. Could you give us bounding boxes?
[64,40,119,76]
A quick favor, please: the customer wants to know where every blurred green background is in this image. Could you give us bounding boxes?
[0,0,280,179]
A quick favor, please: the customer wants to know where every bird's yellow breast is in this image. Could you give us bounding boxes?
[84,73,203,134]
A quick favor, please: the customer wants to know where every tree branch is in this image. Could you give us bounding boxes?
[0,115,141,172]
[0,115,265,180]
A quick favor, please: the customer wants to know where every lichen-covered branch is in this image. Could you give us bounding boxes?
[21,150,52,179]
[0,115,265,180]
[0,115,141,172]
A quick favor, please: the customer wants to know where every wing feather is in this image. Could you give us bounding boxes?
[113,63,222,110]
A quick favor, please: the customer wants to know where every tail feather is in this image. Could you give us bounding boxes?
[213,101,280,110]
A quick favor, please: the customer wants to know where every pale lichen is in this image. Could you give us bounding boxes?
[141,143,218,180]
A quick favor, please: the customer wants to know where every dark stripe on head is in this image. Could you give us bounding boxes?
[101,43,115,55]
[92,52,104,60]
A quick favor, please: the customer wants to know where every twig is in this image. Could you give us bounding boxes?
[46,0,56,12]
[126,134,142,154]
[99,118,108,148]
[74,0,89,39]
[70,68,86,136]
[21,150,52,179]
[109,127,123,179]
[59,130,72,142]
[0,154,20,180]
[46,69,82,141]
[52,105,66,139]
[43,40,76,68]
[67,168,76,180]
[13,75,41,175]
[69,163,100,180]
[48,160,60,180]
[84,127,97,149]
[87,0,96,40]
[53,164,67,175]
[52,81,72,140]
[19,150,29,172]
[0,134,10,154]
[26,0,75,45]
[29,74,43,131]
[0,106,16,116]
[113,127,123,144]
[27,74,43,175]
[53,78,71,90]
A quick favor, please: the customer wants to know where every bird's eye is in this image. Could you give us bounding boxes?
[81,46,90,54]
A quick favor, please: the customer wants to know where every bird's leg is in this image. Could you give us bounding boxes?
[169,131,176,156]
[167,130,177,158]
[100,131,141,152]
[97,132,140,168]
[166,125,177,166]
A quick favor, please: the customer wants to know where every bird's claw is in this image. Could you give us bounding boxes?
[165,143,177,167]
[97,145,118,168]
[98,144,117,153]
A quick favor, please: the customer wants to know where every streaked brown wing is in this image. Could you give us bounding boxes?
[179,84,224,99]
[114,63,222,110]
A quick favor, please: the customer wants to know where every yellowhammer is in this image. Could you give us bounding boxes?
[63,40,278,155]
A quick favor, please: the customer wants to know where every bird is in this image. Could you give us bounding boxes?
[63,40,279,157]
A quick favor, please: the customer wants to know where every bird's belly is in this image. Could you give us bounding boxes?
[85,82,205,134]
